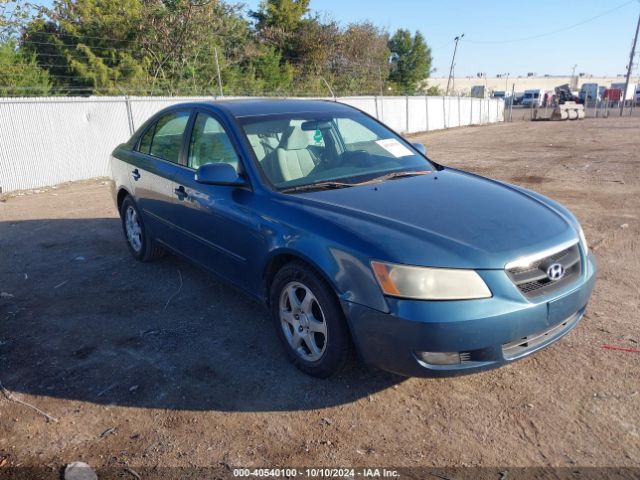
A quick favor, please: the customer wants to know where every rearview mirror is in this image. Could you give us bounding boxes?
[195,163,245,186]
[301,120,332,131]
[412,142,427,155]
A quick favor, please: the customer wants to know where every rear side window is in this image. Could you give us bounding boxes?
[144,111,190,163]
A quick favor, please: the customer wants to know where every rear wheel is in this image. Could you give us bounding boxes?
[120,195,164,262]
[270,261,352,377]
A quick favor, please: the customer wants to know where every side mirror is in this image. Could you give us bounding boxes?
[412,142,427,155]
[195,163,245,186]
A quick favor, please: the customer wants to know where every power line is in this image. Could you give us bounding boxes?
[21,38,141,52]
[430,38,455,52]
[466,0,636,45]
[20,29,259,50]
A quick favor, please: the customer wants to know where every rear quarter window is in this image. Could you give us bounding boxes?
[138,124,155,154]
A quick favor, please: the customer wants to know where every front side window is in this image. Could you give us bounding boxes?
[240,112,432,189]
[188,113,240,172]
[147,111,190,163]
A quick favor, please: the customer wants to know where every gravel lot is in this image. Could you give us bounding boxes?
[1,116,639,476]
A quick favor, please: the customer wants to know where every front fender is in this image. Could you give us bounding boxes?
[263,240,389,314]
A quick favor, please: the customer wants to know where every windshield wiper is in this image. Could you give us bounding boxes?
[280,181,355,193]
[280,170,431,193]
[365,170,432,183]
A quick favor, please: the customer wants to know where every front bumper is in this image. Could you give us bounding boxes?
[342,251,597,377]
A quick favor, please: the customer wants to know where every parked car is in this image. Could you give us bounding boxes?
[110,100,596,378]
[521,89,543,107]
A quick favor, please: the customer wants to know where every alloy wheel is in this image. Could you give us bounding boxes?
[279,281,328,362]
[124,205,143,253]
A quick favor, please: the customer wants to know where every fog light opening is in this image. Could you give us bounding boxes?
[417,351,470,366]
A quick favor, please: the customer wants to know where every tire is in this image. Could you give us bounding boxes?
[270,261,353,377]
[120,195,164,262]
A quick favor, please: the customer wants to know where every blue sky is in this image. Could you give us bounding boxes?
[34,0,640,77]
[246,0,640,77]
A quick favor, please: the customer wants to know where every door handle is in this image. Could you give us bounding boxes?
[174,185,188,200]
[131,168,140,181]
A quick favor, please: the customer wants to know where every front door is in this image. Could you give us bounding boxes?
[167,111,262,289]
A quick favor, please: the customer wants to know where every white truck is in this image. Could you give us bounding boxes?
[521,89,543,107]
[611,82,637,102]
[579,83,600,105]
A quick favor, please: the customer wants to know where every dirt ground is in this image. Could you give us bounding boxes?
[1,116,639,477]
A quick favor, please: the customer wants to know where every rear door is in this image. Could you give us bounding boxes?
[166,110,262,288]
[127,109,191,242]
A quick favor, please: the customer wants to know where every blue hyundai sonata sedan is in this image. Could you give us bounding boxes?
[110,99,596,378]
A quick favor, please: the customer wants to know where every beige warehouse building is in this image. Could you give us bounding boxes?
[424,75,631,95]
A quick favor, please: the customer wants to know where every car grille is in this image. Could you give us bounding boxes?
[506,243,582,299]
[502,311,580,360]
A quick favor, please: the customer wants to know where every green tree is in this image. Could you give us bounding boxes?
[425,84,441,96]
[286,18,390,96]
[15,0,435,97]
[22,0,255,95]
[251,0,310,51]
[140,0,252,95]
[334,22,390,95]
[0,41,50,96]
[23,0,147,94]
[388,29,432,94]
[250,45,293,93]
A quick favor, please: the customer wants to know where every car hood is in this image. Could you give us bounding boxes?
[294,169,578,269]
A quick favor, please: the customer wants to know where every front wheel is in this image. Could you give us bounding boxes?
[270,261,353,377]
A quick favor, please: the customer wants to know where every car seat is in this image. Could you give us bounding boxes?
[275,126,316,181]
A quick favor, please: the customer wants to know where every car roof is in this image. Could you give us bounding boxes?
[197,99,357,118]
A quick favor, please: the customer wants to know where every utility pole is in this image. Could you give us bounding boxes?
[445,34,464,96]
[509,82,515,122]
[621,10,640,116]
[214,47,223,98]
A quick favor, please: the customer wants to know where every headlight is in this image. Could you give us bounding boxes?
[371,261,492,300]
[578,225,588,255]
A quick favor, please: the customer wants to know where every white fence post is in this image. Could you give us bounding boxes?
[405,95,410,133]
[425,96,429,132]
[124,95,135,135]
[442,96,446,129]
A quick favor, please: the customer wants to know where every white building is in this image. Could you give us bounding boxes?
[424,75,628,96]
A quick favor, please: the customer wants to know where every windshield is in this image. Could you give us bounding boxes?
[239,111,433,190]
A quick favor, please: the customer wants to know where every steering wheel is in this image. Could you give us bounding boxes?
[340,149,374,167]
